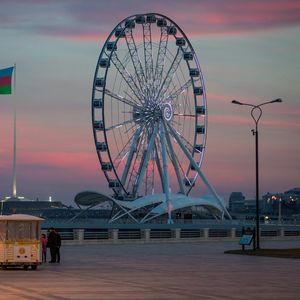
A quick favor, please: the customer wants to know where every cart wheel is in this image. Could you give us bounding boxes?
[31,265,37,270]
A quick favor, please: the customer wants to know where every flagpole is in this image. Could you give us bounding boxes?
[12,63,17,198]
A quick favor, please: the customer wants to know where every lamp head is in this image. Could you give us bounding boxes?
[231,100,243,105]
[270,98,282,103]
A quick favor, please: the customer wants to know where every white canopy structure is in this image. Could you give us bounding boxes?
[74,191,229,223]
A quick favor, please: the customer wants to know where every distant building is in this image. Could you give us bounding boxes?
[0,196,65,216]
[244,199,256,214]
[285,187,300,196]
[228,192,245,213]
[262,187,300,216]
[0,197,111,220]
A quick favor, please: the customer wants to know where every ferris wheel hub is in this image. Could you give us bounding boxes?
[162,103,173,122]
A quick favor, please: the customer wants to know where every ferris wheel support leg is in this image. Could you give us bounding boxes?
[163,121,185,194]
[120,126,143,187]
[167,123,232,220]
[154,144,165,193]
[133,125,158,197]
[160,122,173,224]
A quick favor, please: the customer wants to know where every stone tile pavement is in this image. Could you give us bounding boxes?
[1,240,299,299]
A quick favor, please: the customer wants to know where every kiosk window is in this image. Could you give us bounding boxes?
[7,221,38,240]
[0,222,6,241]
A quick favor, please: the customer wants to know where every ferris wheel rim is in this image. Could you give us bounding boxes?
[92,13,207,199]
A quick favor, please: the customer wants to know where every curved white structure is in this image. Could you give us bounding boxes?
[74,191,229,223]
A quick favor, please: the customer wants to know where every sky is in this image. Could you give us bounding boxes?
[0,0,299,206]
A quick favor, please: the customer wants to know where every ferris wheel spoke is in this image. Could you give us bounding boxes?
[169,117,183,127]
[172,87,194,115]
[106,119,134,131]
[123,121,140,135]
[120,126,144,187]
[123,90,142,107]
[142,23,154,92]
[163,121,185,194]
[113,127,140,170]
[105,89,139,108]
[164,79,192,102]
[110,52,144,103]
[132,125,158,197]
[155,48,183,103]
[169,123,194,153]
[173,113,195,118]
[153,26,169,92]
[124,28,147,96]
[113,148,129,171]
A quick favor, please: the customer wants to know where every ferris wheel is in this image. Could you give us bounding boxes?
[91,13,230,222]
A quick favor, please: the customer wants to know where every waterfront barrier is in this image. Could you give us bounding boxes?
[42,226,300,245]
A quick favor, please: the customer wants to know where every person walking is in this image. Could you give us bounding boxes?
[55,229,61,263]
[47,227,57,263]
[40,233,48,263]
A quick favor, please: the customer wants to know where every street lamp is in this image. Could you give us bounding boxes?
[231,98,282,249]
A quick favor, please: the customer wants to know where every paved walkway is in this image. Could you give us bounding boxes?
[1,240,300,299]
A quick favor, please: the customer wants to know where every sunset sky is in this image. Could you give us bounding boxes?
[0,0,299,206]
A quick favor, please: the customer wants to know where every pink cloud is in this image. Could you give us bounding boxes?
[172,0,300,35]
[1,0,300,40]
[20,151,95,170]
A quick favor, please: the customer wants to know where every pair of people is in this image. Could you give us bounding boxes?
[46,227,61,263]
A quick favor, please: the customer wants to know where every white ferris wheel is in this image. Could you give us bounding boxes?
[89,13,230,223]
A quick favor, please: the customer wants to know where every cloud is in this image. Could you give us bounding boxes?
[210,114,300,130]
[1,0,300,40]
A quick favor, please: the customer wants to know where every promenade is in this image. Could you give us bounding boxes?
[1,240,299,299]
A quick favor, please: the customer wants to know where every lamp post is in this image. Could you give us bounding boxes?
[278,198,282,224]
[231,98,282,249]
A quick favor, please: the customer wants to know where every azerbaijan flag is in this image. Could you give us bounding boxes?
[0,67,14,94]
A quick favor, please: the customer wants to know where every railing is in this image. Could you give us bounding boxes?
[84,230,109,240]
[208,229,231,238]
[180,229,203,238]
[284,230,300,237]
[150,229,172,239]
[261,230,278,237]
[49,226,300,245]
[118,229,141,240]
[57,231,74,240]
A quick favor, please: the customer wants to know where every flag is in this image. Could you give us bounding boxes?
[0,66,14,94]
